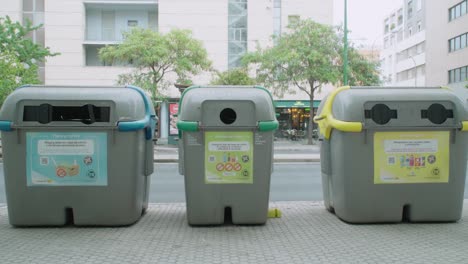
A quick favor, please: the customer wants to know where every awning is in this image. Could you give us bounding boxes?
[275,100,321,108]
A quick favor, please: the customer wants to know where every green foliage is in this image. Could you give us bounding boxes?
[99,28,212,99]
[0,16,58,106]
[345,46,381,86]
[243,19,341,98]
[210,68,255,85]
[242,19,341,144]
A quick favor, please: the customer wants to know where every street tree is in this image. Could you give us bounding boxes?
[99,28,212,100]
[243,19,341,144]
[0,16,58,106]
[210,68,255,85]
[347,46,381,86]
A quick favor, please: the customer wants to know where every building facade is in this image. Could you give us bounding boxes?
[380,0,426,87]
[381,0,468,90]
[2,0,333,143]
[425,0,468,89]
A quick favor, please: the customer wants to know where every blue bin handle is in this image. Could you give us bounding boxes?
[118,85,157,140]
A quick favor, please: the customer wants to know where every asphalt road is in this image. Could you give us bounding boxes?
[0,163,467,204]
[150,163,321,203]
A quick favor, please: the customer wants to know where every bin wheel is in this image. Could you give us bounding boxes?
[326,206,335,213]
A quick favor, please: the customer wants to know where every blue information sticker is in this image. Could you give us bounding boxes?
[26,132,108,186]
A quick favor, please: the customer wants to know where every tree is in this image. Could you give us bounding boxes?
[0,16,58,106]
[343,46,381,86]
[210,68,255,85]
[0,51,39,104]
[99,28,212,100]
[243,19,341,144]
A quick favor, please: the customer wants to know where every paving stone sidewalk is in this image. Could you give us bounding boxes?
[0,201,467,264]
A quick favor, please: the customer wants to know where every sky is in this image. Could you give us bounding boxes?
[334,0,403,48]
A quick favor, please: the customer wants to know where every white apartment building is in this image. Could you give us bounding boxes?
[1,0,333,142]
[426,0,468,90]
[380,0,426,87]
[381,0,468,90]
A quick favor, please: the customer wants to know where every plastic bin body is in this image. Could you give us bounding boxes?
[316,87,468,223]
[177,86,278,225]
[0,85,156,226]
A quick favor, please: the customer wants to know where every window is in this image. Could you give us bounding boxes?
[398,9,403,25]
[461,67,467,82]
[85,5,157,42]
[448,65,468,83]
[449,32,468,52]
[416,0,422,11]
[84,3,158,66]
[408,26,413,37]
[273,0,281,41]
[288,15,300,26]
[228,0,248,69]
[127,20,138,27]
[22,0,45,81]
[449,0,468,21]
[407,0,413,18]
[417,21,422,32]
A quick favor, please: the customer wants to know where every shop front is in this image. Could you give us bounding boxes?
[275,100,321,140]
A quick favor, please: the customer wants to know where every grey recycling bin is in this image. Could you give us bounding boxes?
[0,85,157,226]
[314,86,468,223]
[177,86,278,225]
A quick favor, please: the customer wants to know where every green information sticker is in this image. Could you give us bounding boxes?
[205,131,253,184]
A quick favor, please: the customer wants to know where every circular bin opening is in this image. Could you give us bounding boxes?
[220,108,237,124]
[427,103,448,124]
[371,104,392,125]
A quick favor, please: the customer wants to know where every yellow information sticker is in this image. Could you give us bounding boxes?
[205,131,253,184]
[374,131,450,184]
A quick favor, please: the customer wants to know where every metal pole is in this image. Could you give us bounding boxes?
[343,0,349,86]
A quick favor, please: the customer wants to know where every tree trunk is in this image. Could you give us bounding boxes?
[307,93,315,145]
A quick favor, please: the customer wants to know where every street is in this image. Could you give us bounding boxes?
[150,163,322,203]
[0,162,468,204]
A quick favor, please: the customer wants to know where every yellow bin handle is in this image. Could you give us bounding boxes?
[313,86,363,139]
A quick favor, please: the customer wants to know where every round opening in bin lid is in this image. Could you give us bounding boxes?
[220,108,237,125]
[427,103,449,125]
[371,104,392,125]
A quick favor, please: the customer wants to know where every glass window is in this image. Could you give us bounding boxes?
[274,0,281,8]
[461,34,467,49]
[148,11,158,31]
[23,0,33,12]
[455,36,461,50]
[35,0,44,12]
[417,0,422,10]
[417,21,422,32]
[456,5,461,17]
[462,1,467,15]
[450,39,455,52]
[461,67,467,82]
[455,68,461,82]
[288,15,300,26]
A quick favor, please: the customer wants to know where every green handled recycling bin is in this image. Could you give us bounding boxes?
[177,86,278,225]
[314,86,468,223]
[0,85,157,226]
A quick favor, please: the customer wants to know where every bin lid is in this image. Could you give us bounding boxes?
[178,86,276,121]
[314,86,468,139]
[0,85,156,132]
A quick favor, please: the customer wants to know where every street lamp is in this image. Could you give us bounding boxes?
[343,0,349,86]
